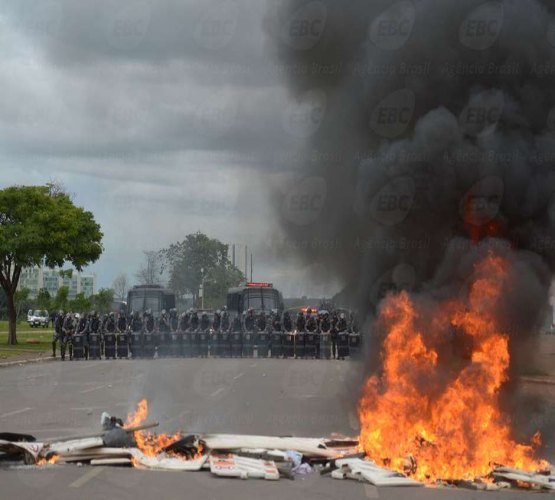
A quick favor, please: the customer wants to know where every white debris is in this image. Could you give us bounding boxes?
[332,458,423,487]
[493,467,555,490]
[130,449,208,471]
[209,453,280,480]
[47,437,104,455]
[202,434,352,459]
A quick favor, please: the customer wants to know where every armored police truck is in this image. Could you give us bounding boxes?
[226,282,284,317]
[127,285,176,318]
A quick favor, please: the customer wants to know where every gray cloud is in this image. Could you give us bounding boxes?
[0,0,332,297]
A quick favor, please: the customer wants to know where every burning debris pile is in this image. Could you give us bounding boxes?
[2,399,555,490]
[0,399,360,481]
[268,0,555,489]
[358,251,550,483]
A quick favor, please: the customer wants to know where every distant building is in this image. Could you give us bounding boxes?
[18,267,97,300]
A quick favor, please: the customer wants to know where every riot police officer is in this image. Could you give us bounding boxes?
[61,312,76,361]
[271,311,281,332]
[336,312,349,360]
[89,311,101,334]
[320,311,331,333]
[256,311,266,332]
[331,311,339,359]
[306,309,317,332]
[200,312,210,332]
[282,311,292,332]
[169,308,178,332]
[221,309,230,331]
[213,310,221,331]
[158,309,170,334]
[143,309,155,333]
[130,311,143,332]
[76,312,88,358]
[296,311,306,332]
[52,310,65,358]
[231,313,242,332]
[178,311,189,332]
[190,310,199,331]
[117,311,127,333]
[104,312,117,334]
[244,309,255,332]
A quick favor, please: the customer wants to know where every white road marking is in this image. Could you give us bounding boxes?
[80,384,109,394]
[69,466,105,488]
[249,363,258,368]
[209,387,225,398]
[0,407,32,419]
[233,372,244,380]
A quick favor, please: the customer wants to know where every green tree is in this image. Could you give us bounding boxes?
[0,185,103,344]
[53,285,69,312]
[70,292,91,313]
[36,288,51,310]
[14,287,31,320]
[93,288,114,314]
[163,232,244,308]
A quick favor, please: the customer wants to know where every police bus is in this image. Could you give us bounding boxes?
[127,285,176,318]
[226,282,284,317]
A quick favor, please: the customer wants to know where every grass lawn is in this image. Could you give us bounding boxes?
[0,320,53,358]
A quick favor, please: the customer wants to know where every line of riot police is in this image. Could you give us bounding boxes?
[51,307,361,361]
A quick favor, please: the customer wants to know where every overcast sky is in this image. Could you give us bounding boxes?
[0,0,342,298]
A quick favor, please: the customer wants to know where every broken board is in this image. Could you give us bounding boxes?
[332,458,423,487]
[209,453,280,480]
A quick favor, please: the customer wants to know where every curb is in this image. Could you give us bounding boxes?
[0,356,54,369]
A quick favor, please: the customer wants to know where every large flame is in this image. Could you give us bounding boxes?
[125,399,183,458]
[37,455,59,465]
[358,252,548,482]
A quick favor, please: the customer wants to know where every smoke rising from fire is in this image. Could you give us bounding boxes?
[267,0,555,456]
[269,0,555,341]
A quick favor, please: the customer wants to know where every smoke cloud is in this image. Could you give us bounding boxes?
[267,0,555,448]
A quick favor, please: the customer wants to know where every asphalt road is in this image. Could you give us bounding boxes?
[0,358,551,500]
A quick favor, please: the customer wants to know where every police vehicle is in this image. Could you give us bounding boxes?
[127,285,176,318]
[226,282,284,317]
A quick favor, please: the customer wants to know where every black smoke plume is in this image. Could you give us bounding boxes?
[267,0,555,449]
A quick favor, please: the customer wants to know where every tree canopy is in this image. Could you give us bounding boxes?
[0,185,103,343]
[163,232,244,308]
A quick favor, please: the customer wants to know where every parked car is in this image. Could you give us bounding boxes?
[27,309,50,328]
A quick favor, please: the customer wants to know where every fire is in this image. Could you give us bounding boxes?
[358,252,548,482]
[38,455,59,465]
[125,399,203,460]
